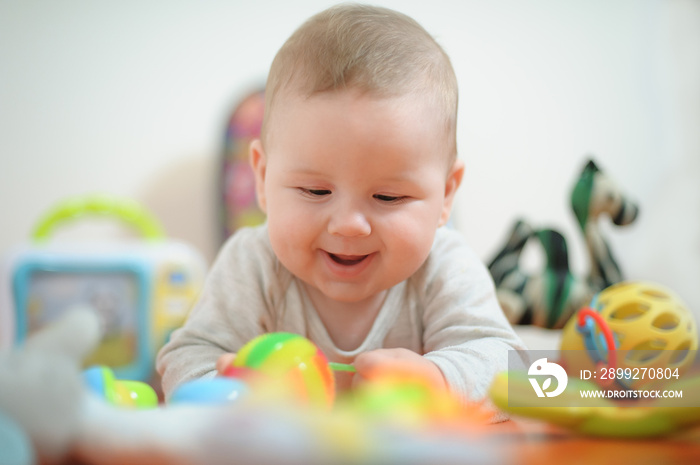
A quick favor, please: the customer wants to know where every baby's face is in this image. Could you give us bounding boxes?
[251,89,462,305]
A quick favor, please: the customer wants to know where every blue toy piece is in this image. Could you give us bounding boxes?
[83,365,158,409]
[574,294,620,368]
[169,377,249,405]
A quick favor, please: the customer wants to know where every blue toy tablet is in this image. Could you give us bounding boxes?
[0,196,206,381]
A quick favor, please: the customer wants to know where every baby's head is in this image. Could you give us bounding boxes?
[262,3,458,164]
[251,4,464,307]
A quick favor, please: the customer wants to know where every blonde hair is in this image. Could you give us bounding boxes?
[262,3,458,160]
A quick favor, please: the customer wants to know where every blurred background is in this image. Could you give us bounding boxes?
[1,0,698,320]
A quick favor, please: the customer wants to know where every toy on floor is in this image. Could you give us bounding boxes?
[341,363,490,432]
[488,159,639,328]
[83,365,158,409]
[221,332,336,409]
[489,281,700,438]
[0,309,496,465]
[170,377,250,405]
[560,281,698,390]
[0,195,207,381]
[168,334,339,410]
[173,330,488,431]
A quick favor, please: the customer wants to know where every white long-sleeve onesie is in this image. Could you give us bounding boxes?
[156,224,526,403]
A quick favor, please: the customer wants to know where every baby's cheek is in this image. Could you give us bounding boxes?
[268,215,304,255]
[391,223,435,268]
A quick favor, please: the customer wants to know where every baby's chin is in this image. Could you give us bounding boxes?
[302,279,391,307]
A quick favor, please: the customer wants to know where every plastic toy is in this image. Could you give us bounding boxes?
[217,332,490,430]
[488,159,639,328]
[83,365,158,409]
[489,281,700,438]
[178,333,356,408]
[221,88,267,241]
[0,195,207,380]
[560,281,698,390]
[31,196,165,242]
[340,364,489,431]
[222,332,336,409]
[169,377,250,405]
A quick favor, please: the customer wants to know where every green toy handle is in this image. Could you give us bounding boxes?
[32,195,165,243]
[329,362,356,373]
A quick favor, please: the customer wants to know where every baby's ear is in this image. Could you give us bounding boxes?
[249,139,268,213]
[439,158,465,227]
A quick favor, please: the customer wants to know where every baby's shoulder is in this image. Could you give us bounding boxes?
[410,227,483,286]
[214,224,279,277]
[216,224,293,292]
[219,223,273,258]
[429,227,479,263]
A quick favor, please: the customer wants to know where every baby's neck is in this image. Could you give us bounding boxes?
[303,284,387,352]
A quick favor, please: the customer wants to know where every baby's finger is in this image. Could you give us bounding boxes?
[216,353,237,374]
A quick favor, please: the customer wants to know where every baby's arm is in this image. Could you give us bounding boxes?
[156,227,276,399]
[415,229,528,403]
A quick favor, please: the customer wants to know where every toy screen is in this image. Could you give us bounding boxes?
[26,271,139,368]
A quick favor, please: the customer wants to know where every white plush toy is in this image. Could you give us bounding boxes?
[0,309,498,465]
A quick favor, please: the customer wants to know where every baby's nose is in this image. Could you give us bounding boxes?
[327,202,371,237]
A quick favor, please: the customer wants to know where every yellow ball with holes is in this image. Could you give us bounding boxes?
[561,281,698,389]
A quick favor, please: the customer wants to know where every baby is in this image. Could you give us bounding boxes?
[157,3,525,403]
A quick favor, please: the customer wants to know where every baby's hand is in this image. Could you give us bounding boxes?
[352,348,447,390]
[216,353,237,375]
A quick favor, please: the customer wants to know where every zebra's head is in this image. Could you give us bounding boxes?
[570,159,639,230]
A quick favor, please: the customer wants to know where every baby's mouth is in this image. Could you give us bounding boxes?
[328,253,368,266]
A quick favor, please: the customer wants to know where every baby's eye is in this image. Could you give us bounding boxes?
[300,188,332,197]
[373,194,406,203]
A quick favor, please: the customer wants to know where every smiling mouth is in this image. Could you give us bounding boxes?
[328,253,369,266]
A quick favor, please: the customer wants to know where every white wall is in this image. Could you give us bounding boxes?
[1,0,699,321]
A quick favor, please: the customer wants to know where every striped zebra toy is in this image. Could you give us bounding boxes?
[488,159,639,329]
